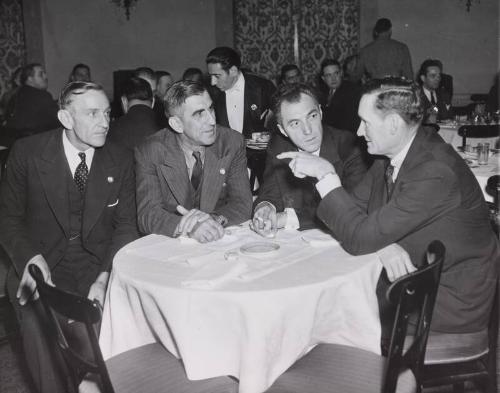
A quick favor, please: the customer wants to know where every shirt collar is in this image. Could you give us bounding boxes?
[390,133,417,174]
[62,129,95,162]
[226,71,245,94]
[423,87,434,101]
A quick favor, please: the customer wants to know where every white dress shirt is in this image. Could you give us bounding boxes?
[225,72,245,133]
[423,87,436,104]
[62,130,95,176]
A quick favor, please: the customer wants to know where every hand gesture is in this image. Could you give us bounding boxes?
[176,205,224,243]
[277,151,335,180]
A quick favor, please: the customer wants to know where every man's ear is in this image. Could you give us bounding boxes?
[168,116,183,134]
[120,96,128,114]
[229,65,239,77]
[387,113,401,135]
[277,124,288,138]
[57,109,73,130]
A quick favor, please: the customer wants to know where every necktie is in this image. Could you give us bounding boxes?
[430,92,436,105]
[74,152,88,194]
[385,163,395,201]
[191,151,202,190]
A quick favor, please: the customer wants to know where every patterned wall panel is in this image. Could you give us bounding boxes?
[234,0,359,85]
[0,0,26,100]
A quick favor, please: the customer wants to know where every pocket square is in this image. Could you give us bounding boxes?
[107,199,119,207]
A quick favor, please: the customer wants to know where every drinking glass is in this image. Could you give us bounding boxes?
[477,143,490,165]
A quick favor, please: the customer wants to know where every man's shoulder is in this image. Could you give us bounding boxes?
[323,124,357,145]
[12,128,60,153]
[243,73,275,90]
[135,128,172,154]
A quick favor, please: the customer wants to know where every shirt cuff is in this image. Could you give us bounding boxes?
[315,173,342,198]
[284,208,300,230]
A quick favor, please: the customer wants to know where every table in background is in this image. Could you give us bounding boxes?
[99,227,382,393]
[437,122,499,202]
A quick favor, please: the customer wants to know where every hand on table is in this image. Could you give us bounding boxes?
[17,254,53,306]
[251,202,287,238]
[376,243,417,282]
[277,151,336,180]
[176,205,224,243]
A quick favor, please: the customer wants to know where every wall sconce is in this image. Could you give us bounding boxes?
[110,0,138,19]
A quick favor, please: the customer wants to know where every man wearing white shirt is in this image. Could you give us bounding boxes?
[0,82,138,393]
[251,83,367,236]
[277,78,498,338]
[417,59,452,124]
[206,46,276,189]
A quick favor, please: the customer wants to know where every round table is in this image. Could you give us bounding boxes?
[99,227,382,393]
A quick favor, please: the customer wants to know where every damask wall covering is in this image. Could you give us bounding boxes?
[0,0,26,100]
[234,0,359,85]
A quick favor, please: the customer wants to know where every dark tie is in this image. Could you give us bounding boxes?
[74,152,88,194]
[191,151,202,190]
[385,163,395,201]
[430,92,436,105]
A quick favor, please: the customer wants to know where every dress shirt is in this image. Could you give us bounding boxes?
[423,87,436,106]
[62,130,95,176]
[225,72,245,133]
[389,133,416,181]
[177,138,205,179]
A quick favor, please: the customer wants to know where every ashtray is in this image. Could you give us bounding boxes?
[240,242,280,255]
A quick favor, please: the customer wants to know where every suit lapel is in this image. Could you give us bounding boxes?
[35,131,71,237]
[158,134,192,206]
[215,91,229,128]
[82,146,119,239]
[200,128,231,211]
[243,76,262,137]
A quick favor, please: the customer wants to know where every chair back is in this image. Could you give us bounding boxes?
[458,124,500,149]
[383,240,445,393]
[29,264,115,393]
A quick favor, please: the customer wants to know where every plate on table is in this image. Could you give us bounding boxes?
[240,242,280,255]
[465,158,479,168]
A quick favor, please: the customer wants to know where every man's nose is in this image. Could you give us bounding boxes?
[206,110,216,125]
[356,123,364,137]
[303,121,313,135]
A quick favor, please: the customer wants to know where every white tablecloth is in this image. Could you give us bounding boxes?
[99,226,383,393]
[438,123,499,202]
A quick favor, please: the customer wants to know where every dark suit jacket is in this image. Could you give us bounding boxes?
[321,80,361,133]
[135,126,253,237]
[5,85,60,138]
[421,88,452,122]
[317,127,499,333]
[255,125,367,229]
[107,104,160,151]
[211,73,276,139]
[0,128,139,278]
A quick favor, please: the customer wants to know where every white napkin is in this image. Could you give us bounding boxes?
[300,229,340,248]
[181,258,248,290]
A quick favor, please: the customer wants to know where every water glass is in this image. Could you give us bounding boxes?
[477,143,490,165]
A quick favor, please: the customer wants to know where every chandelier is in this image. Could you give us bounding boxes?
[110,0,138,19]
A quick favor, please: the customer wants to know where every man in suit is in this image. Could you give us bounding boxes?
[418,59,452,124]
[107,76,160,150]
[252,83,367,235]
[135,80,252,243]
[355,18,413,81]
[5,63,60,139]
[318,59,361,133]
[278,78,498,336]
[0,81,139,392]
[206,47,276,190]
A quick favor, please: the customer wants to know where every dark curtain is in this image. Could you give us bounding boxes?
[234,0,359,85]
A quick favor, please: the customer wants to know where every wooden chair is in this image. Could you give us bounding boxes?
[265,240,445,393]
[457,124,500,150]
[421,281,498,393]
[29,265,238,393]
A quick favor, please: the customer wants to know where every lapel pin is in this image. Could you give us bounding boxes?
[220,168,226,175]
[107,176,114,183]
[251,104,258,111]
